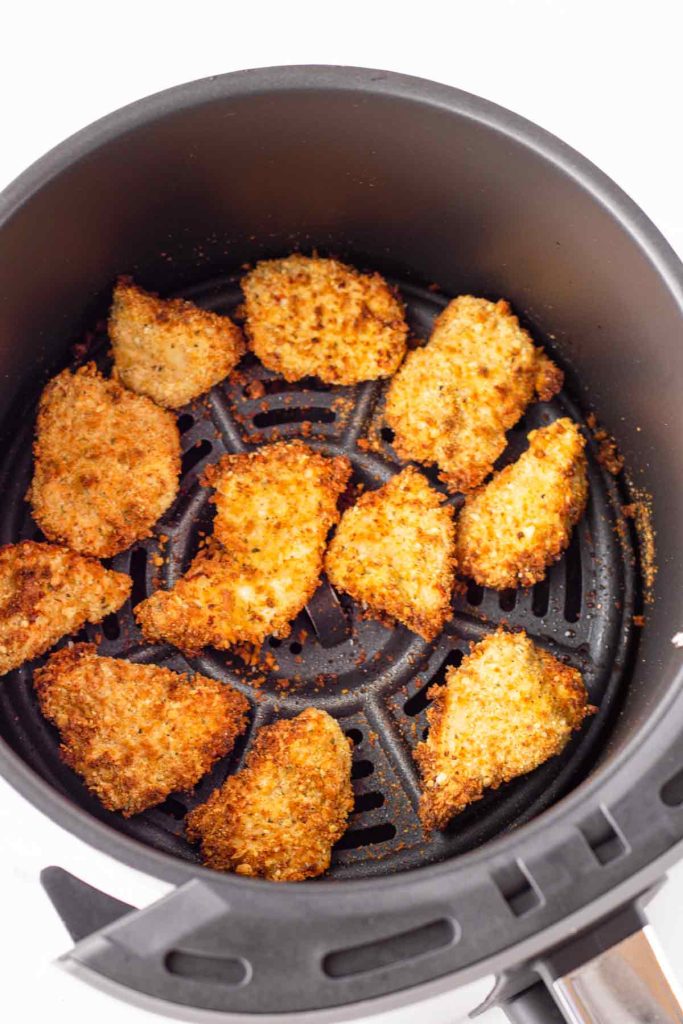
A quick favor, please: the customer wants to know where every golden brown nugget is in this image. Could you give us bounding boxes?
[0,542,131,675]
[109,278,245,409]
[325,466,456,641]
[384,296,563,492]
[416,630,593,830]
[28,364,181,558]
[35,644,249,816]
[186,708,353,880]
[136,442,351,652]
[455,418,588,590]
[242,254,408,385]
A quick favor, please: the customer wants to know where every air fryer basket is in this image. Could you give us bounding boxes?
[0,67,682,1023]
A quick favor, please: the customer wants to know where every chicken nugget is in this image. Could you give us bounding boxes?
[416,630,593,830]
[325,466,456,641]
[109,278,245,409]
[455,418,588,590]
[186,707,353,880]
[242,254,408,385]
[136,442,351,652]
[0,541,131,675]
[35,644,249,815]
[28,363,181,558]
[384,296,563,492]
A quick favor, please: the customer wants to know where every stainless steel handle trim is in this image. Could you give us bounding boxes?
[552,925,683,1024]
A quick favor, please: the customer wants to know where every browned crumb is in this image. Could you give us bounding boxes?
[109,278,245,408]
[325,466,457,641]
[416,630,593,830]
[34,644,249,815]
[27,363,180,558]
[186,707,353,880]
[241,255,408,385]
[455,418,588,590]
[587,413,625,476]
[136,442,351,652]
[622,490,657,601]
[385,296,563,492]
[632,615,645,627]
[0,541,131,675]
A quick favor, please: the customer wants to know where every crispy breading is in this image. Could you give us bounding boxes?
[35,644,249,816]
[136,442,351,652]
[28,363,181,558]
[0,542,131,675]
[416,630,593,830]
[384,296,563,492]
[325,466,456,641]
[186,707,353,880]
[109,278,245,409]
[455,418,588,589]
[241,254,408,385]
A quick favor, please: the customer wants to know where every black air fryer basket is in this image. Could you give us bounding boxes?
[0,67,682,1024]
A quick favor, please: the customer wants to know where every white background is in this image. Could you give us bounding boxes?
[1,2,682,1022]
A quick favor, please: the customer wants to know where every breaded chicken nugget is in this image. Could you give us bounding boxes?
[35,644,249,815]
[385,296,563,492]
[455,418,588,590]
[242,254,408,385]
[416,630,593,830]
[325,466,456,641]
[28,364,181,558]
[186,707,353,880]
[0,542,131,675]
[109,278,245,409]
[136,442,351,652]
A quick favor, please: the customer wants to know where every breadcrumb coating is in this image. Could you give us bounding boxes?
[136,442,351,652]
[384,296,563,492]
[109,278,245,409]
[325,466,456,641]
[0,542,131,675]
[28,363,181,558]
[416,630,593,830]
[455,418,588,589]
[35,644,249,815]
[186,708,353,880]
[242,254,408,385]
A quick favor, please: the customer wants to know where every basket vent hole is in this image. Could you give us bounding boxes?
[380,427,395,444]
[579,809,628,865]
[246,377,332,397]
[289,641,302,655]
[323,918,455,978]
[181,439,212,476]
[177,413,195,434]
[404,649,462,717]
[268,638,282,649]
[345,728,363,746]
[253,407,335,428]
[354,791,385,814]
[467,581,484,607]
[532,577,550,618]
[499,589,517,612]
[335,822,396,851]
[493,861,542,917]
[661,768,683,807]
[564,531,583,623]
[130,547,148,608]
[351,759,374,780]
[101,613,120,641]
[165,950,248,986]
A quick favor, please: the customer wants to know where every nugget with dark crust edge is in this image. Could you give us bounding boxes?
[0,541,131,675]
[187,707,353,880]
[35,644,249,815]
[109,278,245,409]
[242,254,408,384]
[136,442,351,652]
[385,296,563,492]
[325,466,457,641]
[28,363,181,558]
[455,418,588,590]
[416,630,593,831]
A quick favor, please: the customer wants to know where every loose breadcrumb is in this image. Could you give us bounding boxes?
[416,630,593,830]
[136,442,351,652]
[325,466,456,641]
[28,363,181,558]
[35,644,249,815]
[0,542,131,675]
[242,254,408,385]
[186,707,353,880]
[385,296,563,492]
[455,418,588,590]
[109,278,245,409]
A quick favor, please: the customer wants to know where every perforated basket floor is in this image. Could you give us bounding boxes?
[0,275,639,880]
